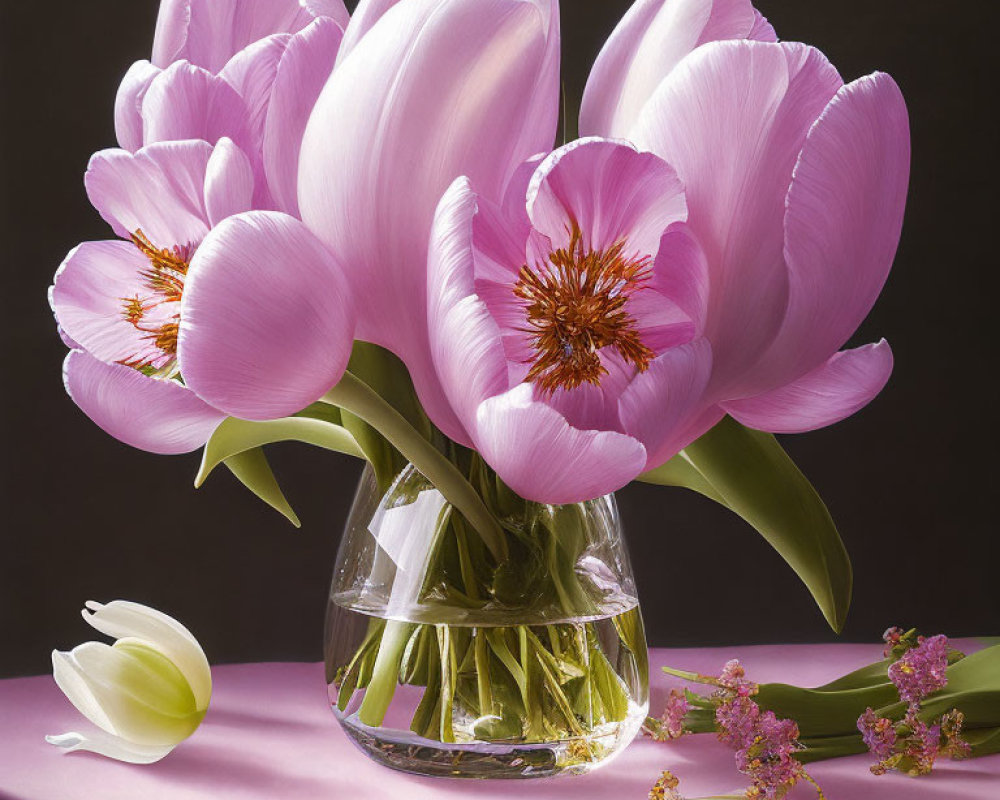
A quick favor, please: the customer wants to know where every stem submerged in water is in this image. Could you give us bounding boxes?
[357,620,415,726]
[332,447,645,754]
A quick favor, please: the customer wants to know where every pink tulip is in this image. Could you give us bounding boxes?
[298,0,560,443]
[117,5,347,211]
[426,13,908,502]
[50,139,354,453]
[427,138,714,503]
[579,2,909,435]
[622,39,908,432]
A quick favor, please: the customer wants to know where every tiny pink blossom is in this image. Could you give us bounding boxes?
[940,709,973,760]
[888,634,949,705]
[736,711,806,799]
[882,626,905,657]
[904,712,942,775]
[643,689,691,741]
[716,695,761,749]
[717,659,758,697]
[858,707,897,760]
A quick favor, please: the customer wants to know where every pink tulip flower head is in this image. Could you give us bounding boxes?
[117,1,349,212]
[428,138,715,504]
[50,139,354,453]
[299,0,561,443]
[583,1,910,434]
[426,0,910,504]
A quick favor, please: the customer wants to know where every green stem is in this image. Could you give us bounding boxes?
[322,372,508,562]
[662,665,717,685]
[357,620,415,726]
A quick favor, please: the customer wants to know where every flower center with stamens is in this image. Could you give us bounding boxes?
[118,230,194,375]
[513,227,655,394]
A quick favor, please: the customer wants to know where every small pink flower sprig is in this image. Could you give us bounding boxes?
[643,689,692,742]
[646,660,825,800]
[649,630,999,797]
[857,630,972,776]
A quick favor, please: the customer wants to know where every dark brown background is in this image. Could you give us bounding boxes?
[1,1,996,678]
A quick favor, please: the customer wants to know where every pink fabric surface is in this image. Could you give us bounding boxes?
[1,641,997,799]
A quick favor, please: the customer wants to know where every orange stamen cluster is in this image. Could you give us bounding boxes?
[513,227,655,394]
[117,230,193,371]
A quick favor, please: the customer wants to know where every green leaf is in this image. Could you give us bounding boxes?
[640,416,852,632]
[196,415,366,488]
[222,448,300,527]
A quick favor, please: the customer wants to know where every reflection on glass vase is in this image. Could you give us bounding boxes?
[324,462,649,779]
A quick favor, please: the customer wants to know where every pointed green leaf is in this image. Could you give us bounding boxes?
[640,416,852,632]
[196,416,366,488]
[223,448,300,527]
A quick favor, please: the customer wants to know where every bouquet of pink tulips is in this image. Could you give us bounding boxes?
[48,0,910,775]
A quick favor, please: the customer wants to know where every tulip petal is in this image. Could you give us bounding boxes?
[203,138,254,227]
[468,192,535,372]
[114,61,161,152]
[580,0,773,138]
[82,600,212,712]
[542,351,633,433]
[46,731,175,764]
[218,33,292,152]
[526,137,687,258]
[475,383,648,505]
[336,0,402,64]
[263,18,343,216]
[500,153,545,227]
[51,649,117,735]
[140,62,253,155]
[624,292,696,354]
[162,0,319,73]
[178,211,354,420]
[749,9,777,41]
[86,140,214,247]
[722,340,893,433]
[63,350,224,455]
[649,221,710,333]
[427,179,510,433]
[302,0,350,27]
[631,41,842,399]
[618,338,714,468]
[51,643,200,747]
[71,642,198,725]
[754,74,910,385]
[51,241,167,367]
[508,0,560,169]
[57,325,81,350]
[299,0,554,443]
[151,0,191,68]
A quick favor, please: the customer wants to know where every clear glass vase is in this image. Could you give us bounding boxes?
[324,462,649,779]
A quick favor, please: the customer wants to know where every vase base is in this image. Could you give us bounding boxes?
[337,709,645,779]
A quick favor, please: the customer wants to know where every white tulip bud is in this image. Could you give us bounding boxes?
[46,600,211,763]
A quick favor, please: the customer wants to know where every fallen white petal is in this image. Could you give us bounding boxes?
[45,731,175,764]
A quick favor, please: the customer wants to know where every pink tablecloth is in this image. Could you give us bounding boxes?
[1,641,997,799]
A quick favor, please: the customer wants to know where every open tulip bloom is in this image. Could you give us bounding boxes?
[49,0,916,766]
